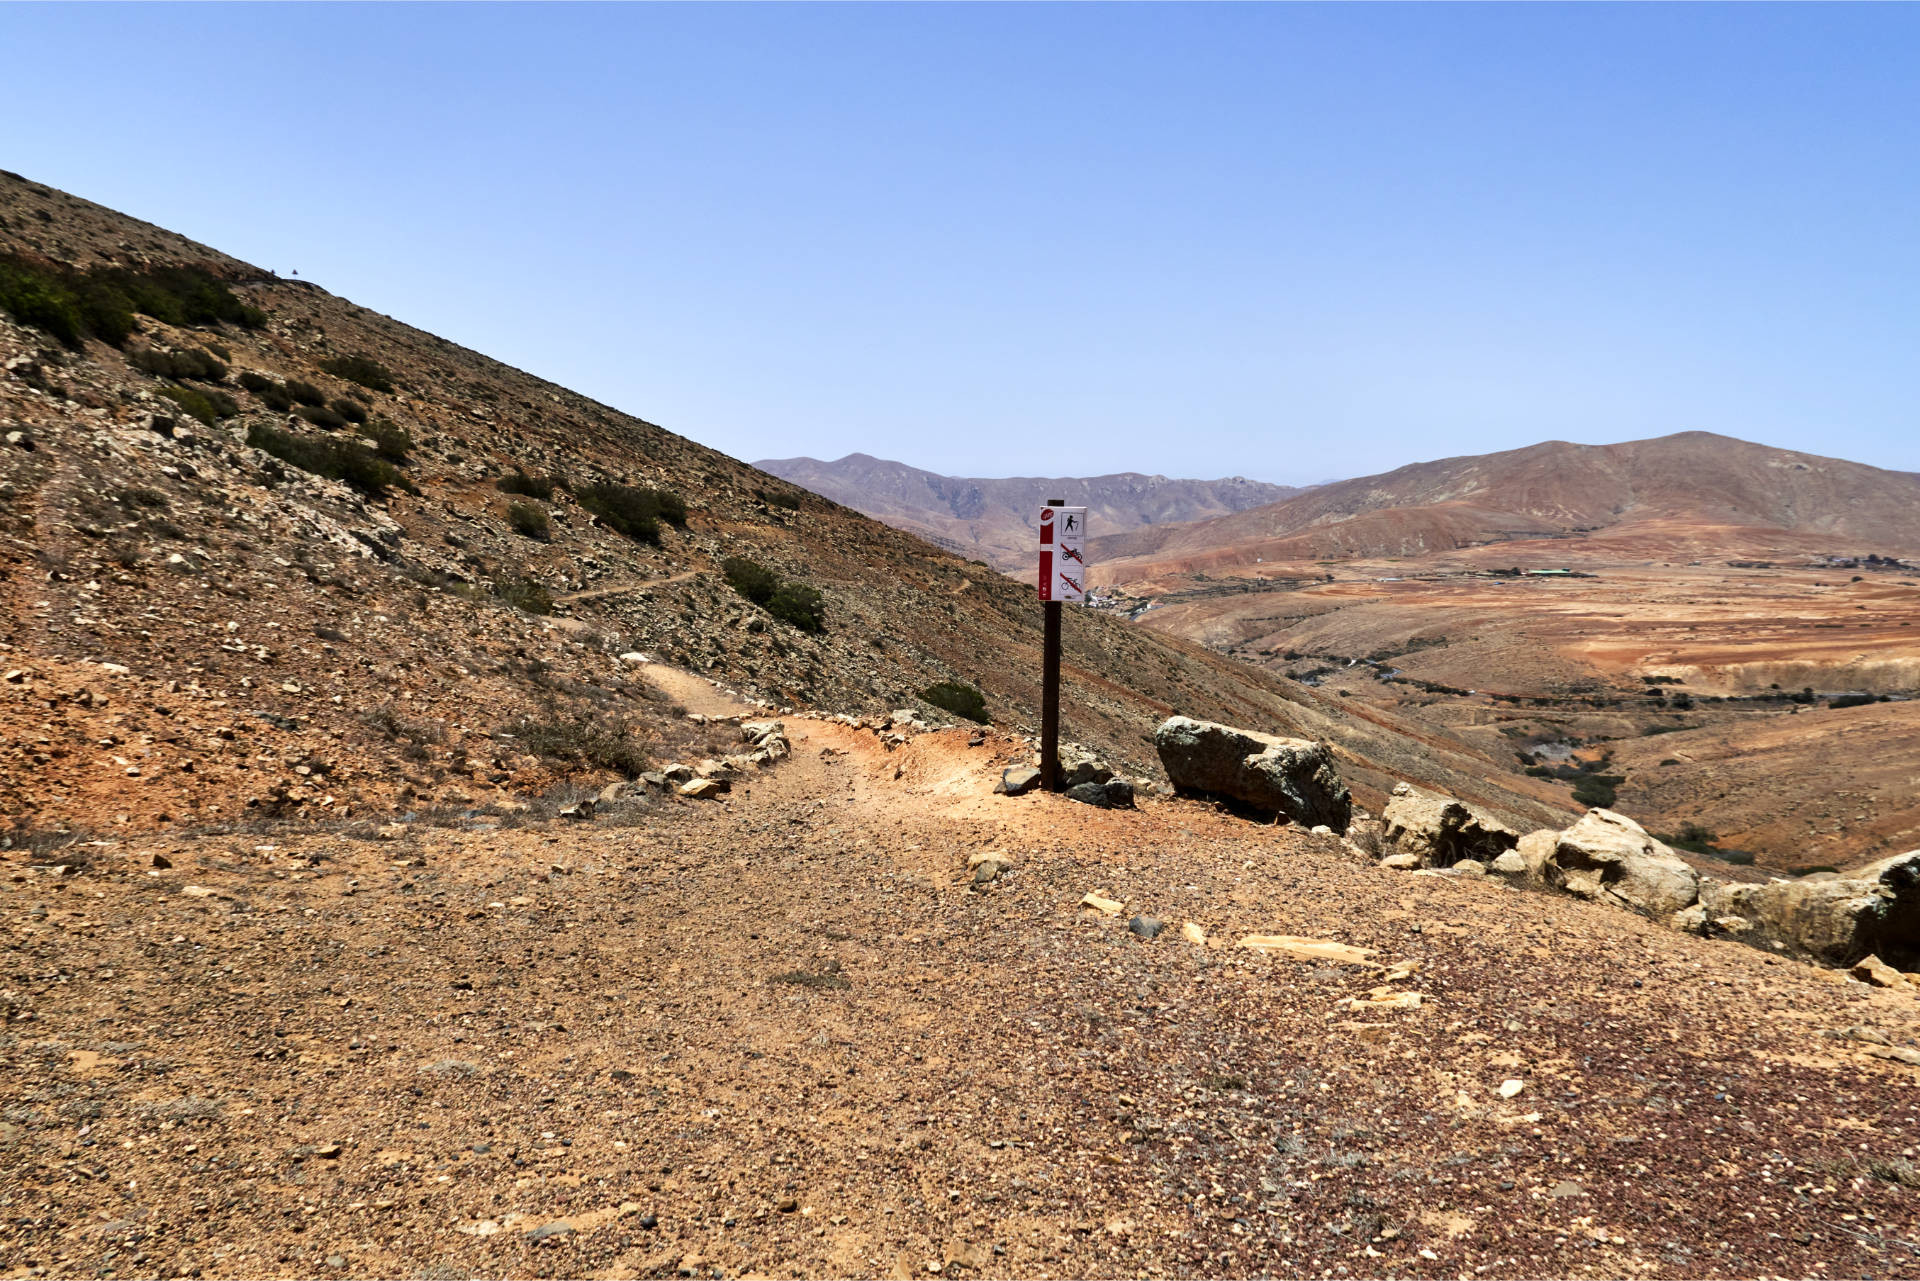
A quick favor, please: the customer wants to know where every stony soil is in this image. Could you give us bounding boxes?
[6,679,1920,1281]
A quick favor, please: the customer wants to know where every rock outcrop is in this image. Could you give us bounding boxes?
[1689,851,1920,968]
[1153,716,1351,831]
[1367,780,1920,974]
[1381,783,1520,868]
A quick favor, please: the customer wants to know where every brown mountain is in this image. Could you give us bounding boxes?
[1090,432,1920,582]
[755,452,1300,571]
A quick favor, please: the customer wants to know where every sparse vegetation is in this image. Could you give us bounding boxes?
[159,383,238,425]
[363,418,413,463]
[0,253,263,348]
[921,680,989,724]
[722,556,779,606]
[332,397,368,425]
[239,371,295,411]
[497,471,558,501]
[318,353,395,394]
[767,582,826,633]
[285,378,328,407]
[721,556,825,631]
[773,964,850,991]
[578,482,685,545]
[1570,774,1622,809]
[247,422,415,497]
[130,345,226,382]
[494,576,554,614]
[513,710,648,777]
[506,501,551,540]
[297,404,349,430]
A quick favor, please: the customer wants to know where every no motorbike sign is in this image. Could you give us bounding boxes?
[1037,505,1088,602]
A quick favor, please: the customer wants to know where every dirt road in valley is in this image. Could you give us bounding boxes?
[6,681,1920,1280]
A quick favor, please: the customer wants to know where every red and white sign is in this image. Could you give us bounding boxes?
[1037,505,1089,602]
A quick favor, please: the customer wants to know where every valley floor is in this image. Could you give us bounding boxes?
[5,674,1920,1280]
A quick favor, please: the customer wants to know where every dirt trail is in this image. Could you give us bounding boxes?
[555,571,702,606]
[5,701,1920,1280]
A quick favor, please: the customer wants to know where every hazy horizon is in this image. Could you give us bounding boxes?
[7,4,1918,485]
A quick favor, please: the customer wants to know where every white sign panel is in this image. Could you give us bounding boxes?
[1037,506,1089,602]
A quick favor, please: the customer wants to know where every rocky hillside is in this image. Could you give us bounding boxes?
[1091,432,1920,581]
[756,452,1299,571]
[0,171,1572,839]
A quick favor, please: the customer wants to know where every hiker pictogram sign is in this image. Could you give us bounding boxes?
[1037,506,1089,602]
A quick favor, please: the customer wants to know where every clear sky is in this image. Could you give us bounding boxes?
[6,4,1917,483]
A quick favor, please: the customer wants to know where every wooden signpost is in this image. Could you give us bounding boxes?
[1037,501,1088,790]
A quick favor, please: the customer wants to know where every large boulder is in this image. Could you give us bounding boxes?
[1381,783,1520,868]
[1694,851,1920,968]
[1540,809,1699,921]
[1153,716,1351,831]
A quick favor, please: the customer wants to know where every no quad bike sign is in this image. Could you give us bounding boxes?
[1037,505,1089,602]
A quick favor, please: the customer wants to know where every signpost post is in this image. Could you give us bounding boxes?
[1037,501,1089,791]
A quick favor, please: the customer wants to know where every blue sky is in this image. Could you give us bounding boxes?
[6,4,1917,483]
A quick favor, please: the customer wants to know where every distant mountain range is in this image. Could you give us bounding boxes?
[753,453,1303,571]
[1086,431,1920,582]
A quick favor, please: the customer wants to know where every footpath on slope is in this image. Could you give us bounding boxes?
[5,668,1920,1281]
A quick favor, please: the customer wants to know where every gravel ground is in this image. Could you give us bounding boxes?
[5,702,1920,1281]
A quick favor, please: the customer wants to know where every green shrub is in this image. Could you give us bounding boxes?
[285,378,327,406]
[247,422,414,498]
[1571,774,1623,809]
[722,556,779,606]
[298,404,348,430]
[332,397,368,425]
[494,577,554,615]
[507,501,550,540]
[922,681,989,724]
[159,383,237,425]
[238,371,274,393]
[497,471,556,500]
[767,581,825,633]
[577,482,685,544]
[363,418,412,463]
[755,486,803,510]
[318,354,394,394]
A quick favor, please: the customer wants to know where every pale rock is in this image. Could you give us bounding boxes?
[1851,955,1903,988]
[678,778,726,799]
[1695,851,1920,967]
[1381,853,1422,870]
[1181,921,1207,946]
[1382,783,1519,867]
[1541,809,1699,921]
[1152,716,1351,831]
